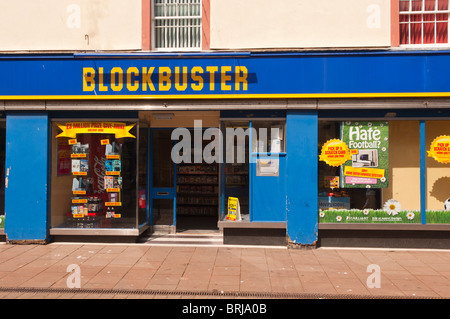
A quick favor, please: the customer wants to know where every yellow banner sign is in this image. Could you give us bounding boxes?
[319,139,352,167]
[56,122,135,139]
[71,153,87,158]
[344,166,385,179]
[72,199,88,204]
[73,172,87,176]
[428,135,450,164]
[105,202,122,206]
[105,171,120,176]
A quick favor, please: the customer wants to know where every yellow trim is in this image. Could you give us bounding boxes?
[1,92,450,100]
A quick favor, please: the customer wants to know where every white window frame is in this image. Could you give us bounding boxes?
[152,0,202,52]
[399,0,450,47]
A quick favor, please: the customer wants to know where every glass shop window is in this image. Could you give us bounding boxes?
[221,121,250,221]
[51,121,138,229]
[425,120,450,223]
[251,121,285,153]
[318,120,421,224]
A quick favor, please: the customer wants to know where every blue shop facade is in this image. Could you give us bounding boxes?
[1,50,450,248]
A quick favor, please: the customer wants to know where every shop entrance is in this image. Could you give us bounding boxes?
[150,128,219,233]
[151,129,176,229]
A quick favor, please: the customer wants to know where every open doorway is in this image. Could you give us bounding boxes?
[176,162,219,232]
[150,127,220,233]
[175,128,219,232]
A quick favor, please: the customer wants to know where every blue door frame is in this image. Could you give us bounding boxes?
[149,128,177,227]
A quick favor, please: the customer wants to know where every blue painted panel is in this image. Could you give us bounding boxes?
[322,53,426,94]
[151,188,176,199]
[5,113,49,241]
[1,51,450,98]
[251,155,286,222]
[286,110,318,246]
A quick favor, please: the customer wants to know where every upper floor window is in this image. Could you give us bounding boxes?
[153,0,202,51]
[400,0,449,46]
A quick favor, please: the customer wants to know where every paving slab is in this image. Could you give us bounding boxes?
[0,242,449,299]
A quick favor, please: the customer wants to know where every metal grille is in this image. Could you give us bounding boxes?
[0,286,441,299]
[153,0,201,50]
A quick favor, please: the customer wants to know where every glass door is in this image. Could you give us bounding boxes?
[150,129,176,227]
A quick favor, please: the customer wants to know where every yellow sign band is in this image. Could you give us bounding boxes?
[56,122,135,139]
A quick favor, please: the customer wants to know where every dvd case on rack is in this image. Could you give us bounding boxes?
[104,176,114,189]
[71,159,80,173]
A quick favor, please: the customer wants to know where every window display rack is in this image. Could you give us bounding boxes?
[176,163,219,216]
[68,139,123,228]
[224,162,249,217]
[225,163,248,186]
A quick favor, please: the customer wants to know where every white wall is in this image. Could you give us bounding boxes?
[210,0,391,49]
[0,0,141,51]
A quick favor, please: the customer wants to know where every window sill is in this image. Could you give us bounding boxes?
[394,44,450,50]
[318,223,450,231]
[251,152,286,157]
[218,220,286,229]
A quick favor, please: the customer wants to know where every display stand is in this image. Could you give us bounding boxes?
[226,196,241,221]
[70,141,95,227]
[104,150,122,219]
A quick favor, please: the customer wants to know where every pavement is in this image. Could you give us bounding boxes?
[0,234,450,300]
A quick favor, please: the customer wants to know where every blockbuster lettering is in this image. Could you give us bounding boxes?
[82,65,248,93]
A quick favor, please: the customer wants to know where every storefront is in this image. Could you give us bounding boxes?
[1,50,450,247]
[317,108,450,248]
[48,109,288,244]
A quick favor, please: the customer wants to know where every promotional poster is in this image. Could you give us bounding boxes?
[340,121,389,189]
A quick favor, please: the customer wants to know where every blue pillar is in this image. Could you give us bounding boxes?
[420,120,426,224]
[5,113,49,242]
[286,110,318,247]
